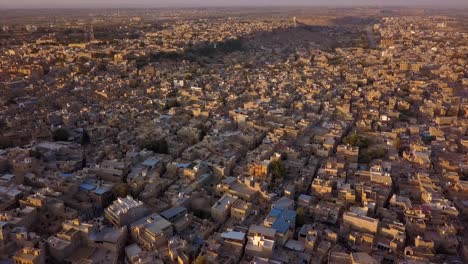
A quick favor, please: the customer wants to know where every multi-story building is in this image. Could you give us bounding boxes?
[245,225,276,258]
[13,247,45,264]
[248,160,271,181]
[130,213,173,249]
[263,208,296,245]
[211,194,237,223]
[342,212,379,235]
[230,199,252,222]
[104,196,150,227]
[160,206,192,232]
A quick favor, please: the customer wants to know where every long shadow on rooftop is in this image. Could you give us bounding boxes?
[138,20,367,69]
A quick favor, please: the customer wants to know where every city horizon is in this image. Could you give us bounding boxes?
[0,4,467,264]
[1,0,468,9]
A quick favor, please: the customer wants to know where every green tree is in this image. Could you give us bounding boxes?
[184,73,193,80]
[359,147,387,164]
[219,39,243,53]
[0,119,6,129]
[141,138,169,154]
[343,133,369,148]
[193,255,207,264]
[270,159,287,180]
[393,137,402,151]
[328,57,341,66]
[80,131,90,145]
[198,124,209,141]
[97,63,107,71]
[114,183,129,197]
[52,128,70,141]
[296,207,305,226]
[164,99,180,110]
[77,56,90,63]
[0,136,13,149]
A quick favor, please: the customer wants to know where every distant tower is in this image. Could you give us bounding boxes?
[293,17,297,27]
[89,25,95,41]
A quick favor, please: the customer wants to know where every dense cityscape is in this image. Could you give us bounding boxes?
[0,6,467,264]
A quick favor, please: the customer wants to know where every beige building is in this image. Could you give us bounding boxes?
[216,177,258,202]
[105,196,150,227]
[19,194,47,209]
[342,212,379,234]
[311,178,333,198]
[211,194,238,223]
[337,144,359,163]
[13,247,45,264]
[248,160,270,181]
[230,199,252,222]
[245,225,276,258]
[130,213,173,249]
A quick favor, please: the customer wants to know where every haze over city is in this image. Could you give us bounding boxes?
[0,1,467,264]
[1,0,468,8]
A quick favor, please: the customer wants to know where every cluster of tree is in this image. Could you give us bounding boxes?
[0,119,6,129]
[140,137,169,154]
[77,56,91,63]
[80,131,91,145]
[270,159,287,181]
[52,128,90,145]
[393,137,403,151]
[197,124,210,141]
[343,133,369,148]
[393,136,411,155]
[62,28,86,34]
[189,38,244,57]
[164,99,181,110]
[146,39,244,65]
[0,137,13,149]
[127,32,141,39]
[193,209,211,219]
[296,207,305,226]
[421,135,435,145]
[193,255,207,264]
[52,128,70,141]
[328,57,342,66]
[359,147,387,164]
[114,183,129,197]
[150,51,185,62]
[218,38,244,53]
[96,63,107,72]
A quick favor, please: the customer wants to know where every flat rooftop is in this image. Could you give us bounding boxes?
[212,194,237,211]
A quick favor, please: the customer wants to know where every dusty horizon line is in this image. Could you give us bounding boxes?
[1,4,468,10]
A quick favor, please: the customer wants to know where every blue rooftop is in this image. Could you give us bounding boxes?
[160,206,187,220]
[79,183,96,191]
[221,231,246,241]
[176,163,190,168]
[268,208,296,234]
[194,237,204,246]
[198,173,213,183]
[142,157,160,167]
[59,173,72,178]
[94,188,108,195]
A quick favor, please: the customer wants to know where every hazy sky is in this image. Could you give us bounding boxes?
[1,0,467,9]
